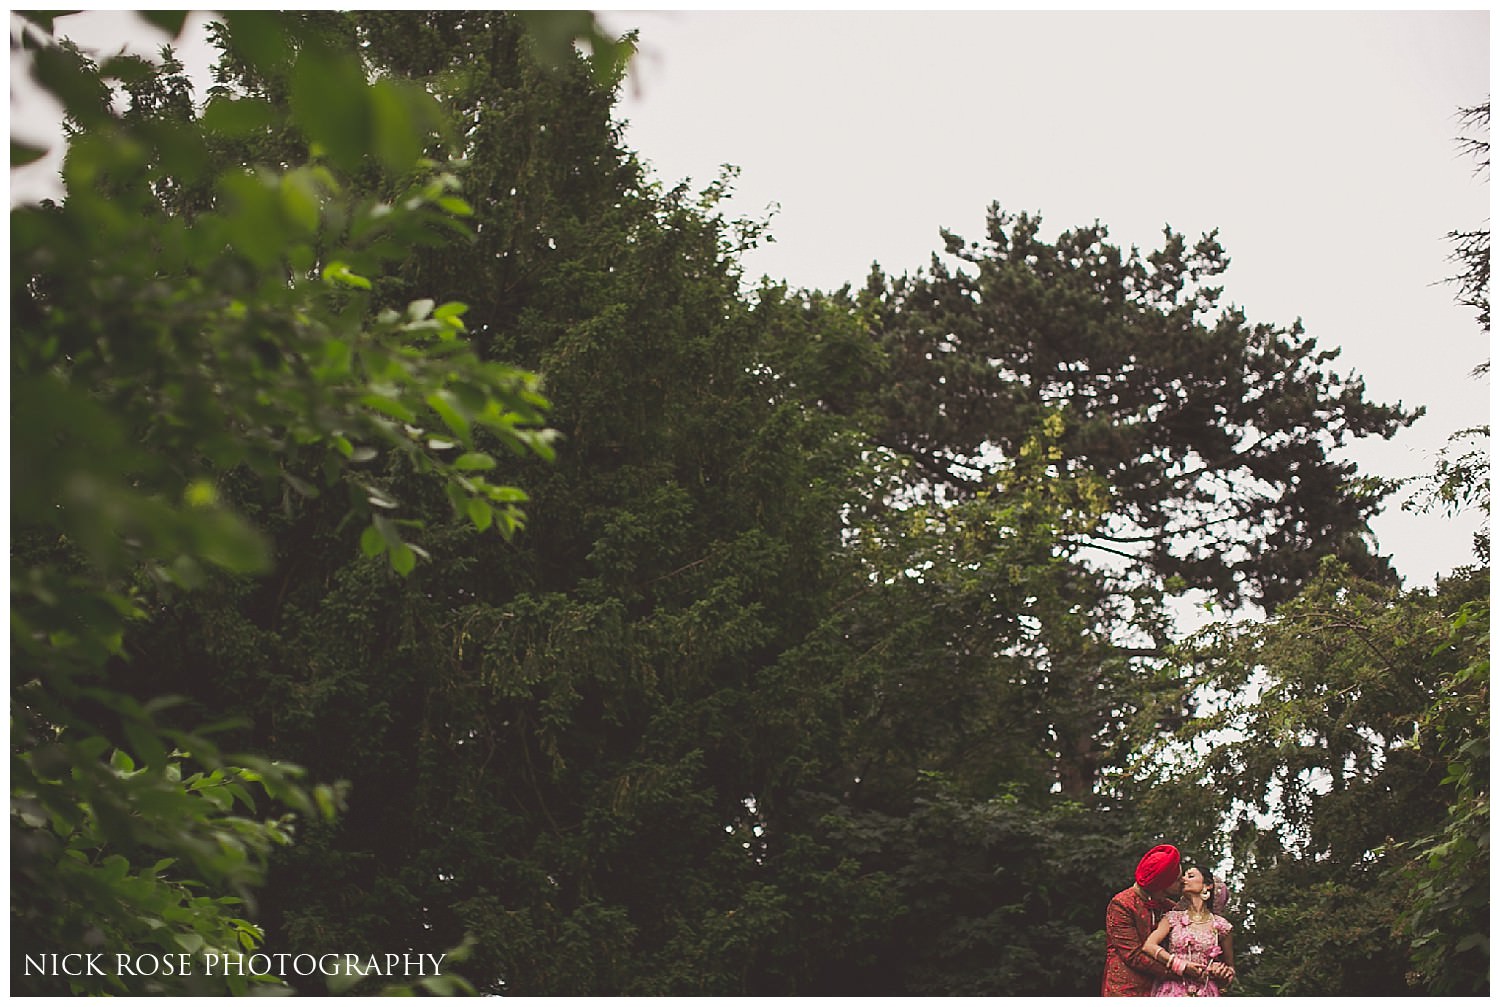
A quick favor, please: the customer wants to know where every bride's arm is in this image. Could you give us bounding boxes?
[1141,916,1174,970]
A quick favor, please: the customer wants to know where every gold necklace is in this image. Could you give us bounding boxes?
[1187,905,1212,923]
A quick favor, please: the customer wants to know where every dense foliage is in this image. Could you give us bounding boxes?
[1130,559,1487,994]
[11,10,1487,996]
[11,10,587,995]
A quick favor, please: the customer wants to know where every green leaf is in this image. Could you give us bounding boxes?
[323,260,372,290]
[289,45,372,174]
[77,736,112,762]
[432,301,468,333]
[360,524,386,558]
[16,12,68,35]
[100,854,130,883]
[31,43,111,128]
[485,485,529,504]
[317,339,353,381]
[371,514,404,549]
[123,721,167,769]
[426,391,471,444]
[453,452,496,471]
[221,12,292,76]
[12,141,48,167]
[389,542,416,575]
[192,509,273,573]
[139,11,190,38]
[98,54,156,85]
[184,479,218,508]
[313,784,340,820]
[369,79,424,175]
[280,170,322,234]
[215,170,287,267]
[466,498,493,532]
[361,395,417,423]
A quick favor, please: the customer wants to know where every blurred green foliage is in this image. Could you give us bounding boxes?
[10,9,616,994]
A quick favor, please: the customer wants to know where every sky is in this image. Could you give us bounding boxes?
[10,9,1491,591]
[596,10,1490,591]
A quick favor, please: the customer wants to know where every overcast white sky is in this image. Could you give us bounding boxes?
[11,9,1491,590]
[601,10,1490,591]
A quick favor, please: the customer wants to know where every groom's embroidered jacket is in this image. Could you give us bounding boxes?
[1101,885,1176,996]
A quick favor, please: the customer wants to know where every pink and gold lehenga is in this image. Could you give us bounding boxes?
[1151,911,1232,997]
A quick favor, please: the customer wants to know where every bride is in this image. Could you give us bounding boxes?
[1141,865,1236,996]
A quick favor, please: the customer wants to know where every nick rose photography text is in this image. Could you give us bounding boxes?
[21,952,447,979]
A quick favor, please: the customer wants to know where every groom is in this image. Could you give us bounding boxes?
[1101,844,1209,996]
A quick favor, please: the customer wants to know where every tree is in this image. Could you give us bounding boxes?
[1131,98,1494,997]
[859,209,1416,609]
[1390,575,1489,995]
[10,10,615,993]
[1384,98,1491,993]
[747,778,1159,995]
[1446,101,1489,351]
[105,11,878,994]
[1128,557,1487,994]
[783,210,1419,803]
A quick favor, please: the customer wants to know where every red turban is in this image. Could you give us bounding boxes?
[1135,844,1181,891]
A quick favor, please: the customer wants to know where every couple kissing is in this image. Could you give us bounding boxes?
[1102,844,1236,997]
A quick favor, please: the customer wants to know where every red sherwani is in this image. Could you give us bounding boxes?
[1101,885,1176,996]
